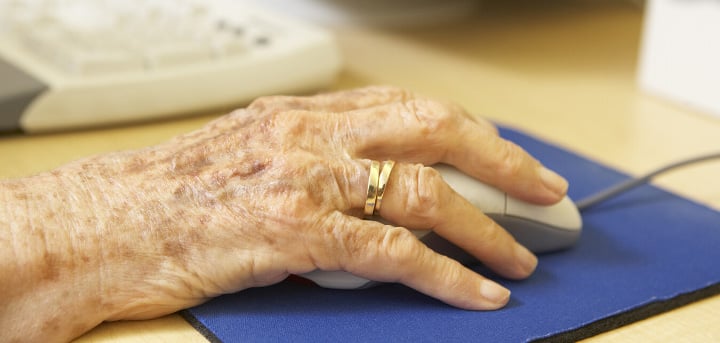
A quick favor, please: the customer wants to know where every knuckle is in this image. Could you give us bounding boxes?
[406,99,455,137]
[405,165,446,219]
[491,140,528,179]
[267,110,315,137]
[335,224,422,278]
[434,259,465,291]
[249,95,304,112]
[250,96,311,125]
[318,218,363,264]
[303,214,349,271]
[468,219,516,258]
[479,118,500,135]
[477,221,508,248]
[248,95,279,112]
[377,226,423,267]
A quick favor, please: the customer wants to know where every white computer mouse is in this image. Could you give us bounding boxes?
[301,164,583,289]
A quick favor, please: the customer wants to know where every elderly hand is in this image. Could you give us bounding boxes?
[0,86,568,342]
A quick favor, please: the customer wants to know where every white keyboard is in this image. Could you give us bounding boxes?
[0,0,342,132]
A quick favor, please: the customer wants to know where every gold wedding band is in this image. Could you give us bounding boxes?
[374,160,395,215]
[364,160,381,217]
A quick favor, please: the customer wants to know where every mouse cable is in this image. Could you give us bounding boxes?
[575,151,720,211]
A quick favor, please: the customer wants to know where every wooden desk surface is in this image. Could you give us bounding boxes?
[2,1,718,342]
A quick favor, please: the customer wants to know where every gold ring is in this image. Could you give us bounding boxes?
[374,160,395,215]
[364,160,381,217]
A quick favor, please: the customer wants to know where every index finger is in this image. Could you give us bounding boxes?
[343,98,568,204]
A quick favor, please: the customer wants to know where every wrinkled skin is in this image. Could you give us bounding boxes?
[0,86,568,342]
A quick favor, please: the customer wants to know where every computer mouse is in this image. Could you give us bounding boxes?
[300,164,583,289]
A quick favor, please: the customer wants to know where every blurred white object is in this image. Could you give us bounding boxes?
[0,0,341,132]
[235,0,482,28]
[638,0,720,118]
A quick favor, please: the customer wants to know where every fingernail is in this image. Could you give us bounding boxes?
[515,243,538,275]
[480,280,511,305]
[539,167,569,196]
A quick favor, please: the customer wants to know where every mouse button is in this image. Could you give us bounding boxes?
[434,164,506,214]
[489,215,581,253]
[505,196,582,231]
[301,270,375,289]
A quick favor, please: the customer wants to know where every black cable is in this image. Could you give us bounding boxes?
[576,152,720,211]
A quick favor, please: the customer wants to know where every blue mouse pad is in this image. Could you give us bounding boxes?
[182,127,720,342]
